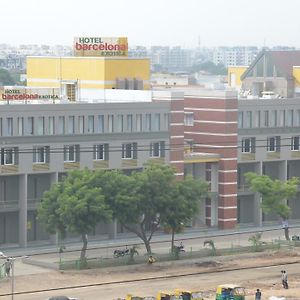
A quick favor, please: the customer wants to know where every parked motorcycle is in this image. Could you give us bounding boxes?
[113,247,130,258]
[174,242,185,252]
[292,235,300,241]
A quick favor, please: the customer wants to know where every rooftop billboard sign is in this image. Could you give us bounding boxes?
[73,37,128,57]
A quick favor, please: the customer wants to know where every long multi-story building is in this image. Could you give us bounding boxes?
[1,46,300,248]
[0,90,185,246]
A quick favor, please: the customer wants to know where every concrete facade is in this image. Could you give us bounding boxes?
[0,92,183,247]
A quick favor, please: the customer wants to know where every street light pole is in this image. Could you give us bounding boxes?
[11,258,15,300]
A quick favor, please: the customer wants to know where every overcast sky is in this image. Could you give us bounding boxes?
[2,0,299,48]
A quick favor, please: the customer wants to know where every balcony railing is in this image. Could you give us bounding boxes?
[0,201,19,210]
[0,199,42,211]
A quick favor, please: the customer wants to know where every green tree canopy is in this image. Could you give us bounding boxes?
[162,175,209,251]
[0,68,16,85]
[38,169,112,260]
[245,172,299,240]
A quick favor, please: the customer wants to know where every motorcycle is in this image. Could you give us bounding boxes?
[292,235,300,241]
[113,247,130,258]
[174,242,185,252]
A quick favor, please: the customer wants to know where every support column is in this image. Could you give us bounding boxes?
[210,163,219,227]
[253,162,263,227]
[19,174,28,248]
[108,219,117,240]
[49,172,59,245]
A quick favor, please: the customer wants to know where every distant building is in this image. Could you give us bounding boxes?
[241,50,300,98]
[211,46,258,67]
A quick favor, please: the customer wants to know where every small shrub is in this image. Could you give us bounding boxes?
[204,239,217,256]
[248,232,263,252]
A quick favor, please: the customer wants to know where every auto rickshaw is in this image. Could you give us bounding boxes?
[157,292,183,300]
[126,295,155,300]
[215,284,245,300]
[174,289,204,300]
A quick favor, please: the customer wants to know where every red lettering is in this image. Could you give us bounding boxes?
[75,42,82,50]
[92,44,98,50]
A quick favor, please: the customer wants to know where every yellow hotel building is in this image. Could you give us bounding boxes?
[27,56,150,100]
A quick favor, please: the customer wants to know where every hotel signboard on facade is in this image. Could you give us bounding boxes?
[73,37,128,57]
[0,87,60,101]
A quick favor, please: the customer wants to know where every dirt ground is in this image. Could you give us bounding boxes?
[1,249,300,299]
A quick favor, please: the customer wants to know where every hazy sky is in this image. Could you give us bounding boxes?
[2,0,299,47]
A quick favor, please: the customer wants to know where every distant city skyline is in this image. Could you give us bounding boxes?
[1,0,299,48]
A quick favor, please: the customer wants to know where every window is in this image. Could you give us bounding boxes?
[37,117,45,135]
[108,115,114,133]
[68,116,75,134]
[153,113,160,131]
[150,141,165,157]
[58,116,65,134]
[48,117,55,135]
[245,111,252,128]
[116,115,123,132]
[184,112,194,126]
[267,136,280,152]
[28,117,34,135]
[264,111,269,127]
[287,110,294,127]
[33,146,49,164]
[87,115,94,133]
[145,114,151,131]
[126,114,133,132]
[79,116,85,134]
[254,111,261,128]
[122,143,137,159]
[238,112,243,128]
[17,117,24,136]
[242,138,255,153]
[291,136,300,151]
[297,110,300,126]
[64,145,79,162]
[163,113,169,130]
[6,118,13,136]
[93,144,108,160]
[279,110,285,127]
[136,114,142,132]
[1,148,16,165]
[96,115,104,133]
[270,110,277,127]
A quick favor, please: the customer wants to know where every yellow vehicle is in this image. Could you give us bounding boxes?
[216,284,245,300]
[126,295,155,300]
[175,289,204,300]
[157,292,183,300]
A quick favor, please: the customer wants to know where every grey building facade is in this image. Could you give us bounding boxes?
[0,98,173,247]
[238,97,300,226]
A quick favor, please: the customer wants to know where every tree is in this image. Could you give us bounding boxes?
[245,172,299,240]
[104,163,176,254]
[162,176,209,252]
[0,69,16,85]
[38,169,112,261]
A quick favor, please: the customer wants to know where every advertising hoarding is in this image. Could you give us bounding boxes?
[74,37,128,57]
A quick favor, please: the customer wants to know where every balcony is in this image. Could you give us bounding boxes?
[237,184,254,195]
[0,201,19,211]
[28,198,42,210]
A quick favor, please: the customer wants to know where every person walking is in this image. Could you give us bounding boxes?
[255,288,262,300]
[283,270,288,289]
[4,259,11,277]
